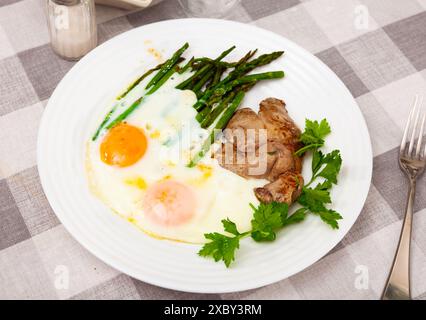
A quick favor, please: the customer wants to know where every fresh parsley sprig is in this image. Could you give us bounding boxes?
[198,118,342,267]
[198,203,306,267]
[198,219,248,268]
[250,202,306,242]
[296,119,342,229]
[294,119,331,156]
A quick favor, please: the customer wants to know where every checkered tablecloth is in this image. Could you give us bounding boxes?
[1,0,426,300]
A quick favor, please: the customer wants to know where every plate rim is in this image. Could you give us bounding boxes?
[37,17,373,293]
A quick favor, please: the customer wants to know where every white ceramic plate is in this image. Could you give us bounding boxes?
[38,18,372,293]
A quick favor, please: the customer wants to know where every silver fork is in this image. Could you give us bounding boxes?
[382,94,425,300]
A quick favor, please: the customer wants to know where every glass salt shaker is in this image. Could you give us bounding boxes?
[46,0,97,61]
[178,0,241,18]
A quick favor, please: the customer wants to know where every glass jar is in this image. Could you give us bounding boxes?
[46,0,97,61]
[178,0,241,18]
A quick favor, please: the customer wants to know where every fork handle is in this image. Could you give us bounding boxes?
[381,178,415,300]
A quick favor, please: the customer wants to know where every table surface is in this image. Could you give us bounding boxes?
[1,0,426,300]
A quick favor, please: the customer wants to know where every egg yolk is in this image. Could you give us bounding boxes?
[143,180,196,226]
[100,123,147,167]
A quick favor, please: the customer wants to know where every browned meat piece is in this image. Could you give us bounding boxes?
[254,171,303,204]
[224,108,266,152]
[258,98,302,150]
[266,140,301,181]
[214,140,277,180]
[215,97,304,205]
[214,143,249,178]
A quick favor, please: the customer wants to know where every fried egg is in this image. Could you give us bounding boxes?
[86,72,266,243]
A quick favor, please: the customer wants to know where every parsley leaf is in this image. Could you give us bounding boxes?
[198,219,246,267]
[300,119,331,145]
[316,150,342,184]
[249,202,307,241]
[222,218,240,236]
[198,232,240,267]
[298,187,331,210]
[312,149,325,174]
[282,208,307,226]
[298,186,343,229]
[309,150,342,185]
[318,209,343,229]
[299,148,343,229]
[250,202,288,242]
[315,179,333,191]
[295,119,331,156]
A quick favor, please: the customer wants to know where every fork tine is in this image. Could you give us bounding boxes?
[408,99,421,156]
[401,94,418,152]
[416,112,425,158]
[424,138,426,159]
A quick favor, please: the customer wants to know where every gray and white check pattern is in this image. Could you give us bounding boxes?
[1,0,426,300]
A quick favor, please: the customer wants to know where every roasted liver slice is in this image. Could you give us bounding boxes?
[258,98,302,149]
[254,171,303,204]
[214,97,303,205]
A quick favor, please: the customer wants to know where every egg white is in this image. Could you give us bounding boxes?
[86,72,267,243]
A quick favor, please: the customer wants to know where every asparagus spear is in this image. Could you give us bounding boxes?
[116,56,188,100]
[93,59,181,140]
[176,63,212,90]
[95,45,189,135]
[195,102,214,123]
[210,66,225,88]
[226,51,284,82]
[234,49,257,69]
[175,46,236,89]
[116,62,164,100]
[199,91,236,128]
[199,80,257,128]
[105,96,143,130]
[192,57,214,63]
[193,51,260,69]
[214,91,245,131]
[196,70,284,117]
[193,51,284,111]
[213,71,284,96]
[190,60,208,71]
[188,91,245,167]
[195,71,280,123]
[145,42,189,90]
[146,65,179,95]
[191,49,258,76]
[106,65,182,130]
[178,56,194,74]
[92,103,118,140]
[203,45,236,63]
[193,68,216,97]
[118,55,188,100]
[193,58,237,68]
[92,45,189,140]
